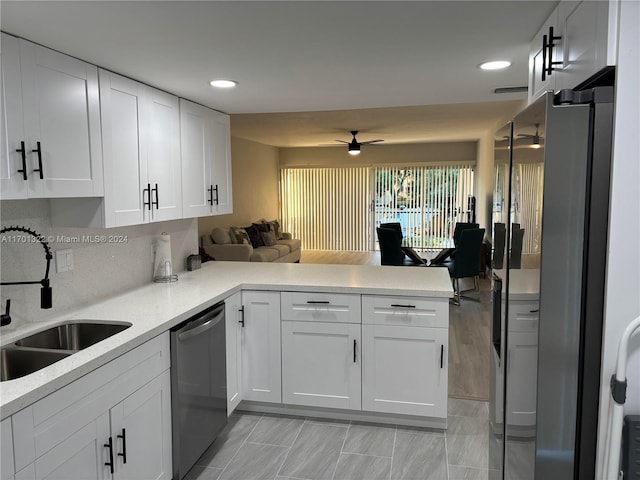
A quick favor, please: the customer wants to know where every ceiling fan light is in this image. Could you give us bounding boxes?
[348,149,361,155]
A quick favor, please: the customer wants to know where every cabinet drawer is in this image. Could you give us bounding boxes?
[362,296,448,328]
[508,301,539,332]
[281,292,361,324]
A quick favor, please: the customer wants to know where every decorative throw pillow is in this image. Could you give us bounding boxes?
[261,231,277,246]
[244,224,264,248]
[253,222,272,234]
[211,227,231,245]
[267,219,282,239]
[230,226,250,245]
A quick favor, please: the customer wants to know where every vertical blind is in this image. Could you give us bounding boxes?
[280,167,371,251]
[512,163,544,253]
[280,164,475,251]
[374,165,475,249]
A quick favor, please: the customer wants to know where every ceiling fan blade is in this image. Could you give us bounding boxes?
[516,133,534,138]
[360,139,384,145]
[334,140,349,144]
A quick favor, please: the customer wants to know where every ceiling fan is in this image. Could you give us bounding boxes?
[335,130,384,155]
[517,123,543,148]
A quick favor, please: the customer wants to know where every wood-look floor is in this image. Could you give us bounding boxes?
[300,249,490,401]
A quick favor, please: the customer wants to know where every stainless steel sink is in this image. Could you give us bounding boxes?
[1,320,131,381]
[14,321,131,351]
[1,348,71,382]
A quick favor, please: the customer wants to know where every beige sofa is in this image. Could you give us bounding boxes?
[201,224,301,263]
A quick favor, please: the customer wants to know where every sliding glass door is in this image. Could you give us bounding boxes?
[374,165,475,249]
[280,164,474,251]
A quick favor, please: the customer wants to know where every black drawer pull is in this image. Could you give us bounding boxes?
[307,301,330,304]
[143,183,151,210]
[117,428,127,464]
[530,309,539,313]
[213,184,219,205]
[353,339,357,363]
[152,183,159,209]
[32,141,43,179]
[391,304,416,308]
[104,436,114,474]
[239,306,245,327]
[440,345,444,369]
[16,141,28,180]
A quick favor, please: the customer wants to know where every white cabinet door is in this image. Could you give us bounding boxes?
[1,33,28,200]
[111,371,172,480]
[180,99,232,218]
[180,99,213,218]
[100,70,182,227]
[19,39,102,198]
[282,321,361,410]
[362,325,448,418]
[555,0,613,92]
[528,6,560,105]
[1,417,15,480]
[225,292,243,414]
[99,70,146,227]
[241,291,281,403]
[145,88,182,222]
[506,331,538,428]
[209,111,232,215]
[33,413,110,480]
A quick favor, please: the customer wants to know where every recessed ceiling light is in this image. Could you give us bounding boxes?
[479,61,511,70]
[210,79,238,88]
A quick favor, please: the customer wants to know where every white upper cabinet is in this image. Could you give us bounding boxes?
[528,6,561,104]
[0,33,103,199]
[528,0,618,104]
[99,70,182,227]
[180,99,232,218]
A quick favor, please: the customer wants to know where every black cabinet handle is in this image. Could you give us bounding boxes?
[391,304,416,309]
[307,301,330,304]
[208,185,214,206]
[239,306,245,327]
[104,436,114,474]
[440,345,444,369]
[353,339,357,363]
[213,184,219,205]
[152,183,159,209]
[530,309,539,313]
[143,183,151,210]
[117,428,127,464]
[542,26,562,80]
[32,141,43,179]
[16,141,28,180]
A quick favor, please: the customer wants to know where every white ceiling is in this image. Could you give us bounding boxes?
[1,1,557,146]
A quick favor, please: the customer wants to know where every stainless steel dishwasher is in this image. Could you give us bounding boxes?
[170,301,227,480]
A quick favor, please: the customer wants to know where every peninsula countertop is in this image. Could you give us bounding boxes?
[1,261,453,418]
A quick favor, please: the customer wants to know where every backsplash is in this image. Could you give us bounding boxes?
[0,199,198,329]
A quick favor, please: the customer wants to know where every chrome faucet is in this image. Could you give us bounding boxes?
[0,226,53,326]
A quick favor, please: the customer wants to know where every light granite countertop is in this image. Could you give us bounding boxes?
[1,261,453,419]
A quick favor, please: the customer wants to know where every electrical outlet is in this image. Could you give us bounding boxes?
[56,249,74,273]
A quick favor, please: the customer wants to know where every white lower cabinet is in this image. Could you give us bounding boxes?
[241,291,282,403]
[9,334,171,480]
[362,324,448,418]
[282,321,361,410]
[225,292,243,414]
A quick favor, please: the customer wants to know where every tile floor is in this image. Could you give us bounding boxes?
[185,398,500,480]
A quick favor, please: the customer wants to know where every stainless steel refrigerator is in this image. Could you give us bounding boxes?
[490,77,615,479]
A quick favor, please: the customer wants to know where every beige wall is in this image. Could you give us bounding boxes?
[279,141,477,167]
[198,137,280,235]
